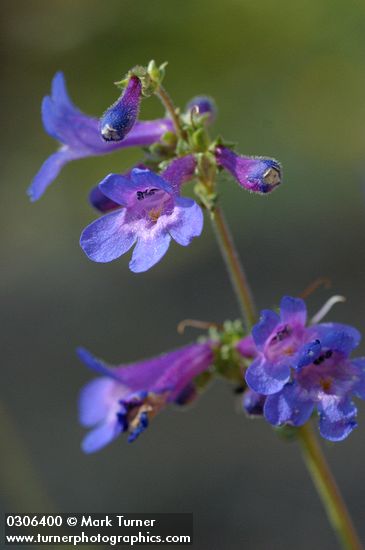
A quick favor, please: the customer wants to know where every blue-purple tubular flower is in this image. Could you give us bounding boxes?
[240,296,365,441]
[77,342,214,452]
[80,157,201,272]
[185,96,217,124]
[100,76,142,142]
[28,72,173,201]
[215,146,281,194]
[89,155,196,213]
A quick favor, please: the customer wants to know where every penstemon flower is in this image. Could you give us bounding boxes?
[80,158,202,272]
[215,145,282,194]
[77,343,214,452]
[28,72,173,201]
[241,296,365,440]
[100,75,142,142]
[185,96,217,124]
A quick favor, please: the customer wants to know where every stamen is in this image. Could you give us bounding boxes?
[299,277,331,299]
[310,295,346,324]
[177,319,222,335]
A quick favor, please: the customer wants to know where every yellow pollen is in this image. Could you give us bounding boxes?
[320,378,332,392]
[148,208,162,222]
[283,346,294,356]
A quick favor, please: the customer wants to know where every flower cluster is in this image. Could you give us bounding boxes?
[29,63,282,273]
[239,296,365,441]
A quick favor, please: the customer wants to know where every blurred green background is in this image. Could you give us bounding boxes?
[2,0,365,548]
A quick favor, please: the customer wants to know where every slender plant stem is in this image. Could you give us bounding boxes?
[211,205,257,329]
[210,202,362,549]
[298,422,363,550]
[155,85,184,138]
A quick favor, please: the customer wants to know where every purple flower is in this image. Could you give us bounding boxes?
[88,155,197,214]
[215,146,281,194]
[77,342,214,452]
[100,76,142,142]
[242,296,365,441]
[28,72,173,201]
[80,158,201,273]
[244,296,360,394]
[185,96,217,124]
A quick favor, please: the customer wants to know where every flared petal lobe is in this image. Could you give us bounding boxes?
[28,72,173,200]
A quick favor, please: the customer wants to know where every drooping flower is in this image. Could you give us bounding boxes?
[77,342,214,452]
[185,96,217,124]
[241,296,365,440]
[80,158,202,273]
[100,76,142,142]
[28,72,173,201]
[215,145,281,194]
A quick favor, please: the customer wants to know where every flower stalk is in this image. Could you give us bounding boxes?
[298,422,363,550]
[211,205,257,330]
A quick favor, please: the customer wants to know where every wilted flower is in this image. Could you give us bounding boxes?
[215,146,281,194]
[77,342,214,452]
[100,76,142,142]
[28,72,173,201]
[80,158,201,273]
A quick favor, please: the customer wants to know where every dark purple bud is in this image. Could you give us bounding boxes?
[100,76,142,142]
[186,96,216,124]
[243,388,266,417]
[215,146,282,194]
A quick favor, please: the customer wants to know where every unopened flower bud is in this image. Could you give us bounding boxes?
[215,146,281,194]
[186,96,216,124]
[100,76,142,142]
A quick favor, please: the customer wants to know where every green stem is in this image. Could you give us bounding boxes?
[298,422,363,550]
[210,203,363,549]
[211,205,257,329]
[155,84,184,139]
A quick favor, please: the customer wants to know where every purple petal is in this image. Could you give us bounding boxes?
[100,76,142,142]
[89,185,121,213]
[77,347,122,380]
[318,397,357,441]
[245,357,290,395]
[52,71,81,110]
[98,174,133,206]
[297,339,322,369]
[129,231,171,273]
[130,168,173,194]
[310,323,361,353]
[236,335,257,358]
[27,149,77,202]
[264,383,314,426]
[80,209,136,263]
[161,155,197,194]
[320,330,359,357]
[79,378,118,427]
[351,358,365,399]
[252,310,280,350]
[81,420,122,454]
[280,296,307,326]
[215,146,281,194]
[243,388,266,416]
[169,197,203,246]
